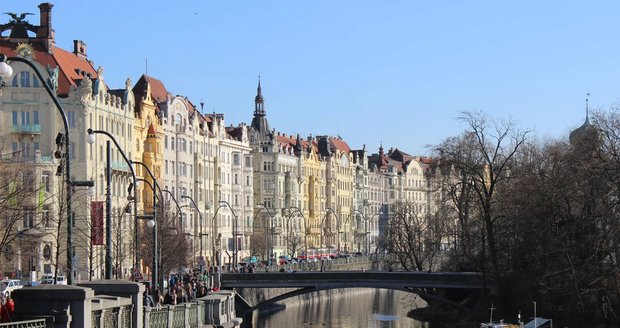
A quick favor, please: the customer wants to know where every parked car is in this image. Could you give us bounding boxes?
[1,279,23,297]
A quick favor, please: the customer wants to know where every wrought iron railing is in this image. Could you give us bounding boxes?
[0,319,46,328]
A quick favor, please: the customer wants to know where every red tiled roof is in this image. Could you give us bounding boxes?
[145,76,168,102]
[52,46,97,94]
[0,43,98,96]
[147,123,156,135]
[330,138,351,153]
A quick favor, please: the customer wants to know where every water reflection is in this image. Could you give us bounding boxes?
[251,288,428,328]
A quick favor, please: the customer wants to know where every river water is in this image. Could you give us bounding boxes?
[250,288,429,328]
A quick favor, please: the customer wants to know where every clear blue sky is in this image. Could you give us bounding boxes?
[12,1,620,156]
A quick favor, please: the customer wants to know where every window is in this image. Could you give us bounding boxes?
[234,194,239,206]
[164,136,168,149]
[263,161,274,172]
[23,212,34,228]
[165,160,169,174]
[171,137,175,150]
[246,176,250,186]
[33,111,39,125]
[12,111,17,125]
[263,198,273,208]
[234,174,238,185]
[19,71,30,87]
[233,153,240,165]
[263,178,275,191]
[41,173,50,192]
[21,111,30,125]
[42,206,51,227]
[23,171,34,192]
[245,156,252,167]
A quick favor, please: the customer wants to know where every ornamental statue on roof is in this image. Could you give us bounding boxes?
[0,12,36,38]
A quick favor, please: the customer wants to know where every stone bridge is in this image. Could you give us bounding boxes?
[222,271,484,315]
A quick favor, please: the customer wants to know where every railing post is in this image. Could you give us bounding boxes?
[184,303,191,327]
[143,306,151,328]
[166,305,173,328]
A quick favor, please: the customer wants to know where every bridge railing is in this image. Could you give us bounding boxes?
[143,302,203,328]
[90,295,133,328]
[0,319,47,328]
[266,254,380,272]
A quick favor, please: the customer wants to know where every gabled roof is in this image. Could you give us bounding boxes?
[0,43,98,96]
[389,148,414,164]
[133,74,168,103]
[52,46,98,93]
[226,126,244,141]
[330,138,351,153]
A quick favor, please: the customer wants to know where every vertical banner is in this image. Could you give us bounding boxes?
[91,201,104,245]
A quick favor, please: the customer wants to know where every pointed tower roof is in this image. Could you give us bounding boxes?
[147,123,157,138]
[569,94,600,148]
[250,76,272,139]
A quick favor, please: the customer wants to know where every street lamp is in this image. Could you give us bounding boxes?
[218,201,238,269]
[181,195,206,270]
[87,128,139,281]
[131,160,159,296]
[322,208,337,251]
[256,204,278,264]
[1,54,75,284]
[284,207,306,263]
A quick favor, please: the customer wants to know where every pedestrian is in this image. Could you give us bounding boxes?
[163,289,176,305]
[143,288,155,307]
[0,296,14,323]
[154,289,163,307]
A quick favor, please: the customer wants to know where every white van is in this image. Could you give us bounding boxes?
[40,274,67,285]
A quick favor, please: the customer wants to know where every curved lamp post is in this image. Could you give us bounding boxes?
[256,204,277,264]
[1,54,76,283]
[218,201,238,268]
[131,160,159,296]
[87,128,139,281]
[322,207,337,250]
[182,195,206,270]
[285,207,306,262]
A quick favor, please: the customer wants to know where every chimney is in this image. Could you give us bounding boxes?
[73,40,88,59]
[37,3,55,50]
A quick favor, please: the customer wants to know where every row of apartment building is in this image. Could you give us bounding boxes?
[0,4,443,281]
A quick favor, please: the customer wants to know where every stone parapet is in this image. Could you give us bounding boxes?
[12,284,94,328]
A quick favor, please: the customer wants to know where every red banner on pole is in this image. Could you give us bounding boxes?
[91,201,104,246]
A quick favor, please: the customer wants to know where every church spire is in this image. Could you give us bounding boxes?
[250,76,271,135]
[254,75,265,115]
[585,92,590,124]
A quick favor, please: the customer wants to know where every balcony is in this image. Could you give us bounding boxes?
[12,124,41,134]
[111,160,131,172]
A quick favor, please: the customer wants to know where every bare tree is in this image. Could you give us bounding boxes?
[387,202,451,272]
[0,141,52,279]
[434,111,528,301]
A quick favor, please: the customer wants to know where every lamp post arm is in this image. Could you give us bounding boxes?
[88,128,139,281]
[160,189,180,213]
[10,56,74,283]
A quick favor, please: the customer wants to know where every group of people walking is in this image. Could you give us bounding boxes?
[143,271,211,307]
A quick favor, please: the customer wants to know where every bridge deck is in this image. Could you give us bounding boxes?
[221,271,483,290]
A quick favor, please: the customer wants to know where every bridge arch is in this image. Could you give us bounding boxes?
[221,271,484,316]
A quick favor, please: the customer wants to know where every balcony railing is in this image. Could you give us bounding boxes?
[12,124,41,134]
[111,160,131,172]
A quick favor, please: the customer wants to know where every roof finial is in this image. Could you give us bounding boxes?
[585,92,590,124]
[257,75,261,93]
